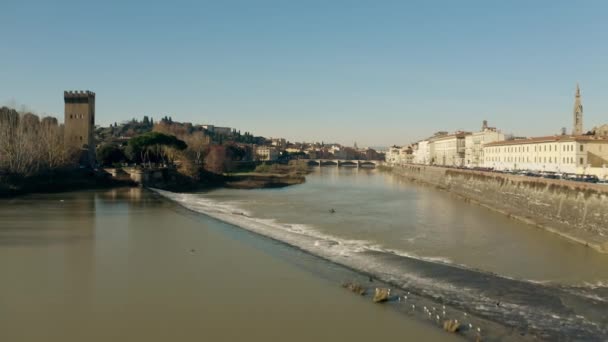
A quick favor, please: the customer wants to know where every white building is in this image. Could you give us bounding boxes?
[385,145,413,165]
[412,140,430,165]
[255,146,279,161]
[431,132,471,166]
[464,121,505,168]
[483,135,608,178]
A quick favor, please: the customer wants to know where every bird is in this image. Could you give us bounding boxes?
[423,306,427,311]
[442,310,446,316]
[403,296,408,300]
[477,327,481,334]
[464,312,468,317]
[436,315,440,320]
[412,304,416,310]
[398,297,401,302]
[468,323,473,329]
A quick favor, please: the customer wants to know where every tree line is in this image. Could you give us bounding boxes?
[0,107,75,176]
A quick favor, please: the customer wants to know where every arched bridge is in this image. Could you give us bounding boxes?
[307,160,384,168]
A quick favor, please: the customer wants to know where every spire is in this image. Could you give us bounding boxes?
[573,83,583,135]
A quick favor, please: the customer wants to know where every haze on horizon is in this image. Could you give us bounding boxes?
[2,0,608,146]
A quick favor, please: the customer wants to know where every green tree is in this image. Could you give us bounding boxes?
[97,144,127,167]
[126,132,187,167]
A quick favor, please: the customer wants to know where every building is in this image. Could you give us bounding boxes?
[431,132,471,166]
[464,120,505,168]
[483,135,608,178]
[385,145,413,165]
[591,124,608,137]
[412,140,431,165]
[573,84,583,135]
[255,146,279,161]
[271,138,287,148]
[202,125,232,135]
[64,90,96,166]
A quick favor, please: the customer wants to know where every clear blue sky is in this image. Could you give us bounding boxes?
[2,0,607,146]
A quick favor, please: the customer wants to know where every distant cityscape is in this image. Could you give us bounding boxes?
[386,85,608,179]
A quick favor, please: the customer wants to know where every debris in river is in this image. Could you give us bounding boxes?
[341,282,366,295]
[372,288,390,303]
[443,319,461,333]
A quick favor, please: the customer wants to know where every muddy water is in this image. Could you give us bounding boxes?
[0,189,457,342]
[154,167,608,340]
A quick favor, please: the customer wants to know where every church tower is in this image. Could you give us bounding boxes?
[64,90,96,166]
[573,84,583,135]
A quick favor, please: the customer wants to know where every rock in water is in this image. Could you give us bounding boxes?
[341,282,366,295]
[373,288,390,303]
[443,320,461,333]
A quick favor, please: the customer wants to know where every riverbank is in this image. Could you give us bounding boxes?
[0,188,458,342]
[0,168,135,198]
[381,164,608,253]
[0,163,308,198]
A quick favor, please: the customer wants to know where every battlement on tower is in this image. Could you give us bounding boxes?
[64,90,95,103]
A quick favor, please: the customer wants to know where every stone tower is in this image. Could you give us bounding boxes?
[64,90,96,166]
[573,84,583,135]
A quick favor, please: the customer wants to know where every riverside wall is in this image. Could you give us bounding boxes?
[387,165,608,252]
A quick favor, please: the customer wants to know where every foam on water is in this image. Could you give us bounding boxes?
[153,189,608,340]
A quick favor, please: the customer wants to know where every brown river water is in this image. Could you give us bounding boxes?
[1,168,608,341]
[0,187,457,342]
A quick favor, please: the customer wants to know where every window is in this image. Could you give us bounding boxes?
[580,145,584,152]
[580,157,584,165]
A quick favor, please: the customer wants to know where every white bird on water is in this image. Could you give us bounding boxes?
[436,315,440,320]
[468,323,473,329]
[412,304,416,310]
[477,327,481,334]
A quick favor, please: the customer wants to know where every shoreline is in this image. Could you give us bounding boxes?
[0,169,136,198]
[0,167,307,198]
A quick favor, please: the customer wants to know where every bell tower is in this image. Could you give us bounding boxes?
[64,90,96,166]
[572,84,583,135]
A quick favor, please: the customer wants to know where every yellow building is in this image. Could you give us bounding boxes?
[483,135,608,178]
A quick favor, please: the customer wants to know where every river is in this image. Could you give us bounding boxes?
[1,167,607,341]
[156,167,608,340]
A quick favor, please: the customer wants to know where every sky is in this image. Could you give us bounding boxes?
[2,0,608,146]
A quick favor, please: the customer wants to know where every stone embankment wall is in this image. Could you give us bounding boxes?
[387,165,608,252]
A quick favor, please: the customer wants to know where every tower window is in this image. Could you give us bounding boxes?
[580,145,584,152]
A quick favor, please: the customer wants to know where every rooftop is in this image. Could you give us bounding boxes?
[485,135,608,146]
